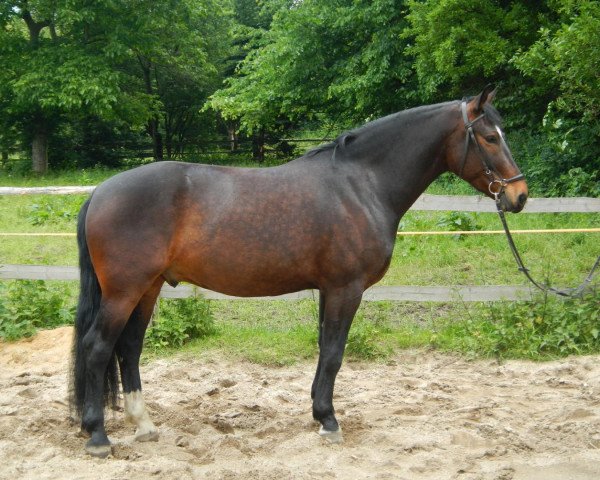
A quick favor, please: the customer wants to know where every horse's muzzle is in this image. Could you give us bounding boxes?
[499,191,527,213]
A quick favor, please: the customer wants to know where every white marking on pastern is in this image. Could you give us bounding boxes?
[124,390,159,442]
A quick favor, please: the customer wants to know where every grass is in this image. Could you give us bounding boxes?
[0,166,121,187]
[144,290,600,364]
[144,299,435,365]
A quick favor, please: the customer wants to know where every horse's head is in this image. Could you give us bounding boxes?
[446,85,528,213]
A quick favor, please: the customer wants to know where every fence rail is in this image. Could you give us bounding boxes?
[1,187,600,213]
[0,264,535,302]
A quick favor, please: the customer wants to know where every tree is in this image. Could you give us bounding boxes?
[0,0,231,171]
[210,0,415,135]
[511,0,600,195]
[0,0,129,173]
[113,0,231,160]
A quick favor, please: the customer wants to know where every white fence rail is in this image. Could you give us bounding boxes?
[0,264,535,302]
[2,187,600,213]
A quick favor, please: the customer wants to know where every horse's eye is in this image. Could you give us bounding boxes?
[485,135,498,144]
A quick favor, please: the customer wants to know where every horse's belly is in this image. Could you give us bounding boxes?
[170,247,316,297]
[168,202,393,296]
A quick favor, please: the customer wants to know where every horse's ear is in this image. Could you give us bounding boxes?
[474,84,496,113]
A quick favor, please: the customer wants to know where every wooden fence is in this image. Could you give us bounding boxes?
[0,264,535,301]
[1,188,599,302]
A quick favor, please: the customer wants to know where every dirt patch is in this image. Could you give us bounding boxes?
[1,327,600,479]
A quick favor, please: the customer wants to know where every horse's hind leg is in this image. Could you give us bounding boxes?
[312,284,363,443]
[116,278,163,442]
[81,296,137,457]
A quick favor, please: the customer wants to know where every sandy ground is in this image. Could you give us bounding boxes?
[1,327,600,480]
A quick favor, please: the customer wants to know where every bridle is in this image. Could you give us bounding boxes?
[459,100,599,298]
[459,100,524,201]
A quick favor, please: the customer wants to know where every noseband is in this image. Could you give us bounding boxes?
[459,101,524,200]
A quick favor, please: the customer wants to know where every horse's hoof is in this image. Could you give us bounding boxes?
[319,425,343,444]
[135,429,159,442]
[85,441,112,458]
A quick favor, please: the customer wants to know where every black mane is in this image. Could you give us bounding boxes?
[305,102,453,159]
[306,100,504,160]
[305,132,357,158]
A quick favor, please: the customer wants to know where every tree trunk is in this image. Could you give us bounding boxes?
[32,129,49,174]
[252,128,265,162]
[23,9,52,174]
[147,118,164,161]
[228,123,239,152]
[164,113,173,159]
[138,55,163,161]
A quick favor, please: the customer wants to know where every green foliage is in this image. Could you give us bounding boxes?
[26,196,85,225]
[346,318,392,360]
[548,168,600,198]
[210,0,415,132]
[0,0,233,171]
[509,1,600,196]
[0,280,74,340]
[145,296,216,350]
[436,211,480,239]
[9,45,121,118]
[432,290,600,359]
[405,0,531,99]
[513,1,600,122]
[1,0,597,193]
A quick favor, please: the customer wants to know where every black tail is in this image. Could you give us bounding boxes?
[69,197,119,418]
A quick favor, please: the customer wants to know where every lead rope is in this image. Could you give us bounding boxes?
[494,196,600,298]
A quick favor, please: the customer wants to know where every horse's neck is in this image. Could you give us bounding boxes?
[367,106,454,219]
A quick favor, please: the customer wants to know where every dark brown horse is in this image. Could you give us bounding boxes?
[70,86,528,457]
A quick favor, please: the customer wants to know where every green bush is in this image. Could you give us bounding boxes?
[26,196,86,226]
[436,211,481,240]
[0,280,74,340]
[508,121,600,198]
[145,295,216,349]
[432,289,600,359]
[346,315,392,360]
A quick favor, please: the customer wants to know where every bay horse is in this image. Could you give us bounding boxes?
[70,86,528,457]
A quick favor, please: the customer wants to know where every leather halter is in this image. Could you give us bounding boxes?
[459,101,524,198]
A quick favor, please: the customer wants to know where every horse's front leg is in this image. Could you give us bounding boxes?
[312,284,363,443]
[311,290,326,400]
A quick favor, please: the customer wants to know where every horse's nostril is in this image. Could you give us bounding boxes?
[518,193,528,206]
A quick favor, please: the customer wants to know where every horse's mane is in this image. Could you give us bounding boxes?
[305,132,357,158]
[305,100,504,161]
[304,103,446,159]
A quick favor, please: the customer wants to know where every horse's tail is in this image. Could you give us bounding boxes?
[70,197,120,418]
